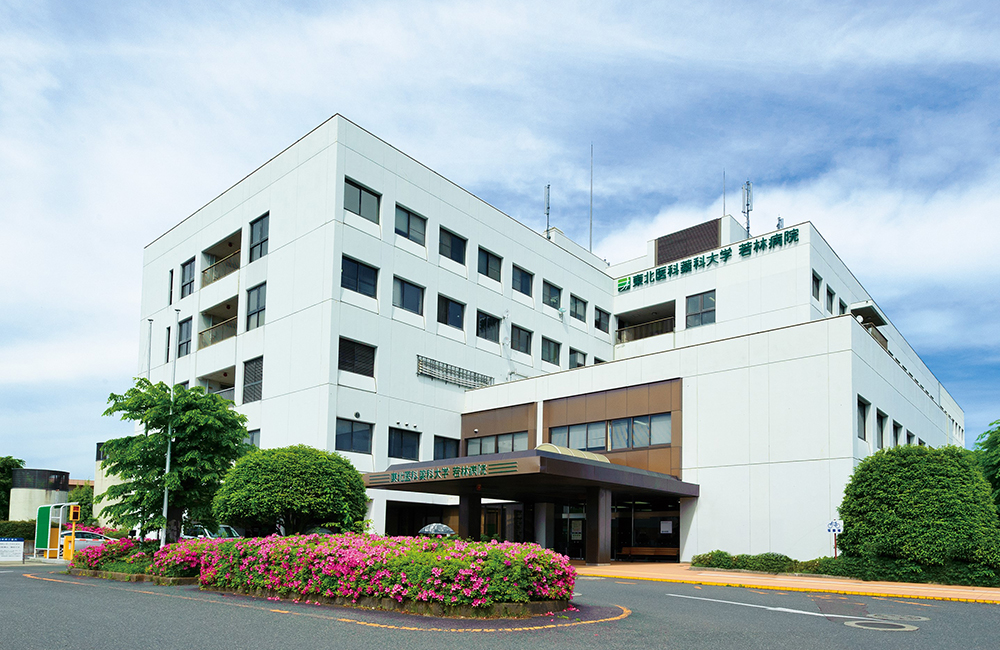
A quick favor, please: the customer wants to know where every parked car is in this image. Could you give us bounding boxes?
[60,530,113,554]
[181,524,242,539]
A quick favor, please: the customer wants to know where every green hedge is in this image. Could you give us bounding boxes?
[690,550,1000,587]
[0,520,35,539]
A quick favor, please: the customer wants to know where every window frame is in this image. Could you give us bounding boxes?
[341,256,378,298]
[437,294,465,330]
[826,287,836,314]
[439,228,467,265]
[477,247,502,282]
[177,318,192,357]
[541,337,560,366]
[164,326,171,363]
[542,281,561,310]
[594,307,610,333]
[857,397,869,441]
[338,337,376,377]
[512,265,533,297]
[511,324,532,355]
[569,295,587,322]
[168,269,174,305]
[812,271,822,301]
[388,427,420,461]
[243,356,263,403]
[569,348,586,368]
[249,213,269,262]
[335,418,373,454]
[476,310,501,343]
[344,178,380,224]
[246,283,266,331]
[180,259,195,298]
[685,290,716,328]
[392,276,424,315]
[839,299,848,316]
[394,205,426,246]
[433,436,460,460]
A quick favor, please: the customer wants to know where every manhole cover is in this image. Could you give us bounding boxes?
[844,620,918,631]
[869,613,929,622]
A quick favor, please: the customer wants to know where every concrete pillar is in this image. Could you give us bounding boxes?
[458,494,481,540]
[534,502,556,548]
[585,488,611,565]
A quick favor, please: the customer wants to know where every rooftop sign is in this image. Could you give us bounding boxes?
[617,227,800,293]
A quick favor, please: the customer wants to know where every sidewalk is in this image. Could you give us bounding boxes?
[573,561,1000,605]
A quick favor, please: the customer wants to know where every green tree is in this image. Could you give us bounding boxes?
[213,445,367,536]
[67,484,97,526]
[975,419,1000,511]
[0,456,26,520]
[99,378,249,542]
[838,445,1000,568]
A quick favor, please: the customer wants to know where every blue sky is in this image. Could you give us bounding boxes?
[1,1,998,479]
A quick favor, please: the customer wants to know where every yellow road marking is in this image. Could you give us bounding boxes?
[23,572,631,632]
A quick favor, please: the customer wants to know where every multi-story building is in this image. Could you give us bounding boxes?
[135,114,963,564]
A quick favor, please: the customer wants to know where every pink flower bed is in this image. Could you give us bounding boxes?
[71,537,147,571]
[200,534,575,607]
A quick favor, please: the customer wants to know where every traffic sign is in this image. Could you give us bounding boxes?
[827,519,844,534]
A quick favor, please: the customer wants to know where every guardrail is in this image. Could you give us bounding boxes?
[198,317,237,348]
[201,250,240,287]
[616,317,675,344]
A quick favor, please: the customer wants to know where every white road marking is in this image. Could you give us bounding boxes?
[666,593,870,619]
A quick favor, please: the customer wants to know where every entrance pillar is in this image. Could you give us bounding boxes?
[533,502,556,548]
[458,494,481,540]
[585,487,611,565]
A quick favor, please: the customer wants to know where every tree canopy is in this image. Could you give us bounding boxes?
[99,378,249,541]
[975,419,1000,511]
[213,445,367,536]
[67,484,97,526]
[838,445,1000,568]
[1,456,26,520]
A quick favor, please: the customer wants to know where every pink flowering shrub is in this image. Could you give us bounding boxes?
[71,537,152,571]
[148,538,224,577]
[62,524,124,537]
[199,534,575,607]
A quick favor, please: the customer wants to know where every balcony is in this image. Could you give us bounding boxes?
[199,317,237,349]
[212,387,235,402]
[615,301,676,344]
[202,250,240,287]
[199,366,236,403]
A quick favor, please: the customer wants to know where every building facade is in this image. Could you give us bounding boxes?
[136,115,963,563]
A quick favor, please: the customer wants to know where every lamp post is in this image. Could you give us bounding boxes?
[161,308,180,548]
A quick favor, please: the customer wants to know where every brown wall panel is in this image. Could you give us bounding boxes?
[648,448,672,475]
[626,385,649,417]
[606,388,627,419]
[566,395,588,425]
[670,447,682,478]
[648,380,672,412]
[585,392,607,422]
[672,410,683,448]
[626,449,649,471]
[543,398,566,433]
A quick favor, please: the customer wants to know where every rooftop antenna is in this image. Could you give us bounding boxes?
[742,179,753,236]
[544,184,551,239]
[589,144,593,252]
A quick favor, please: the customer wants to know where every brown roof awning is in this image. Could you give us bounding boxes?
[364,449,699,502]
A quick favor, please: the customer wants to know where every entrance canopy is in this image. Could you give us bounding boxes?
[365,448,699,502]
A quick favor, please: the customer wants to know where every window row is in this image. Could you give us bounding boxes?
[549,413,672,452]
[857,396,922,449]
[812,270,848,316]
[466,432,530,456]
[334,417,460,461]
[342,178,611,333]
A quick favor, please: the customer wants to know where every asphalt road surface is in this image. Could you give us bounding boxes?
[3,565,997,650]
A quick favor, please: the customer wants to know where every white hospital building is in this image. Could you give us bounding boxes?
[132,115,964,564]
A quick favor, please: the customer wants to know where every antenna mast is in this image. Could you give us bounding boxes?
[742,179,753,236]
[589,144,594,252]
[544,184,551,238]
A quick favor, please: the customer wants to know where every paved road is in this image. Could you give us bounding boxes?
[3,565,996,649]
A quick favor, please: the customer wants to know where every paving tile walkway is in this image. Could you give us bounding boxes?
[573,561,1000,604]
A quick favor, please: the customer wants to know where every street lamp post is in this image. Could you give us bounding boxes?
[161,308,180,548]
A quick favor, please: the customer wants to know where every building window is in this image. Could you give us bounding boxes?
[245,429,260,448]
[439,228,466,265]
[249,213,269,262]
[437,295,464,329]
[569,349,586,368]
[812,272,822,300]
[177,318,192,357]
[434,436,460,460]
[857,397,869,441]
[542,281,561,310]
[344,179,380,224]
[168,269,174,305]
[594,357,605,364]
[686,290,716,328]
[246,283,266,331]
[570,295,587,322]
[610,418,630,450]
[338,338,375,377]
[876,410,887,449]
[341,256,378,297]
[388,428,419,460]
[394,206,426,245]
[164,326,171,362]
[180,259,195,298]
[511,325,532,355]
[550,413,670,452]
[243,356,263,403]
[906,430,915,445]
[512,265,533,297]
[893,421,903,446]
[839,300,848,316]
[594,308,610,333]
[336,418,372,454]
[651,413,671,445]
[826,287,835,314]
[466,432,528,456]
[541,337,560,366]
[478,248,502,282]
[392,277,424,315]
[477,311,500,343]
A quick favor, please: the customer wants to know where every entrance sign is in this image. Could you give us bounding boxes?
[0,538,24,561]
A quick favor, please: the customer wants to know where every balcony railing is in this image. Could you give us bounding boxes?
[198,317,237,349]
[201,250,240,287]
[616,317,675,344]
[212,387,235,402]
[417,355,493,390]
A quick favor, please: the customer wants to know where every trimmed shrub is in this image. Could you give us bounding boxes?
[839,445,1000,568]
[70,537,157,571]
[199,534,575,607]
[149,537,221,577]
[690,550,736,569]
[734,552,795,573]
[0,520,35,539]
